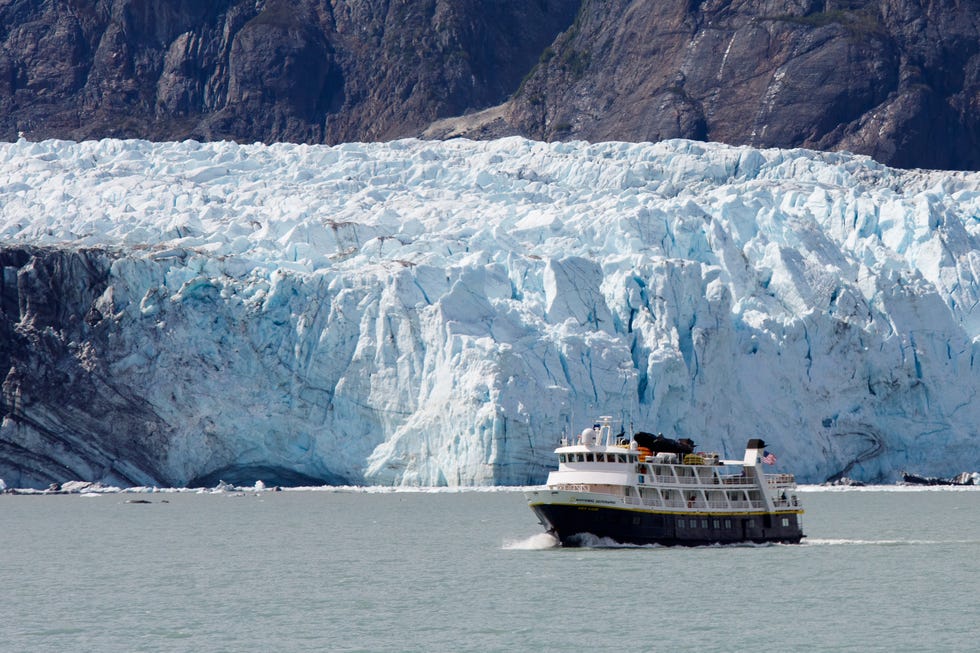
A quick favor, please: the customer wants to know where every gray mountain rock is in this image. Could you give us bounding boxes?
[0,0,579,144]
[0,0,980,169]
[449,0,980,171]
[2,1,978,168]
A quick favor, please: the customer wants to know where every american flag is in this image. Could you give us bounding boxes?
[763,450,777,465]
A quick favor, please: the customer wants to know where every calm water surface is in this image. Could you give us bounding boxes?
[3,488,979,652]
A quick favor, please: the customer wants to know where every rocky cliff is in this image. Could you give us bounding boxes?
[0,247,175,487]
[0,0,579,144]
[1,1,978,169]
[493,0,980,170]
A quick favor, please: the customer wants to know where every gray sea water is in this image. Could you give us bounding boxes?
[3,487,979,652]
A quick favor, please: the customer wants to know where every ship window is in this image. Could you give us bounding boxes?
[782,518,790,527]
[713,520,720,529]
[678,520,685,529]
[617,454,626,463]
[747,519,755,528]
[585,453,594,462]
[559,454,567,463]
[724,520,732,529]
[689,519,697,528]
[701,520,708,529]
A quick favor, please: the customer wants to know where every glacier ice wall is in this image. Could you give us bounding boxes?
[0,137,978,487]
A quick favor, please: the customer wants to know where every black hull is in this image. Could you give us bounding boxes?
[531,503,804,547]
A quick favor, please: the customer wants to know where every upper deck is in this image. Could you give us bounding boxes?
[545,417,800,513]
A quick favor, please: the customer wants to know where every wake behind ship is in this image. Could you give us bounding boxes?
[526,417,804,546]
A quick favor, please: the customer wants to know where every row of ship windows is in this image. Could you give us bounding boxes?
[678,518,792,529]
[559,453,636,464]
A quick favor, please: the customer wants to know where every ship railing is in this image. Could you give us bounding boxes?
[766,474,796,487]
[552,483,592,493]
[698,499,766,511]
[719,474,758,486]
[640,497,767,511]
[771,496,801,509]
[654,475,757,487]
[727,500,765,510]
[671,476,700,485]
[641,474,709,485]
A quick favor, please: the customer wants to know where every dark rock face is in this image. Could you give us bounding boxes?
[506,0,980,170]
[0,1,978,165]
[0,248,172,487]
[0,246,360,489]
[0,0,580,144]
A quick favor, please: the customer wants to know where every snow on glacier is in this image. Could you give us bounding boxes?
[0,136,978,486]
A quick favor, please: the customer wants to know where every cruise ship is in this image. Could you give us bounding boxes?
[525,416,804,546]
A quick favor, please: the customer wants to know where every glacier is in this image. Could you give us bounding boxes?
[0,136,978,488]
